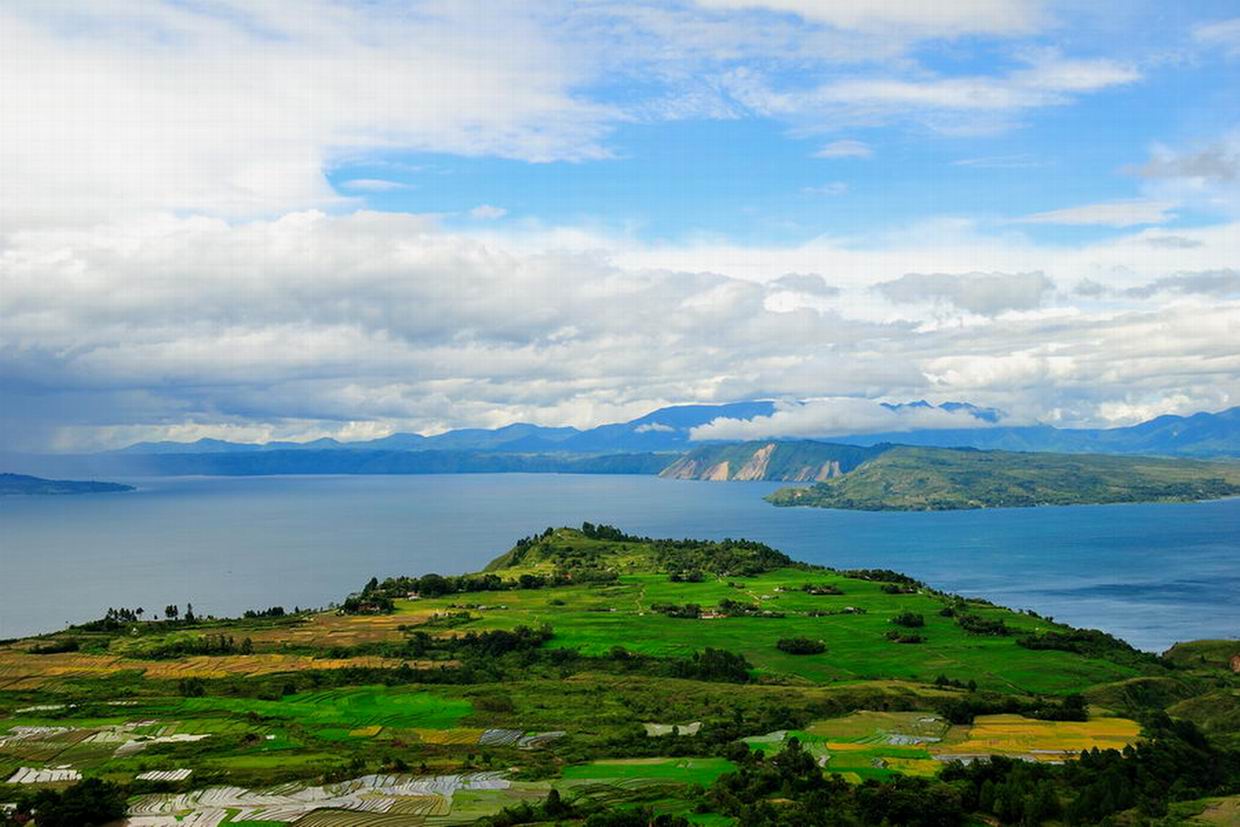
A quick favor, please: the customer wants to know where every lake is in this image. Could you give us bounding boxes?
[1,474,1237,651]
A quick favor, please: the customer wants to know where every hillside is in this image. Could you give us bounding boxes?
[659,440,886,481]
[767,446,1240,511]
[3,526,1236,826]
[0,472,133,496]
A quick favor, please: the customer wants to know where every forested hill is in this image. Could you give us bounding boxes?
[0,473,134,496]
[660,440,886,481]
[767,446,1240,511]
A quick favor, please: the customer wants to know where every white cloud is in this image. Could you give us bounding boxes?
[802,182,849,196]
[341,179,411,192]
[694,0,1046,37]
[1016,199,1175,227]
[690,397,992,441]
[814,139,872,159]
[3,211,1239,450]
[470,205,509,220]
[1194,17,1240,57]
[874,271,1053,315]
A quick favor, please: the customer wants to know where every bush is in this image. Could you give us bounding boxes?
[776,637,826,655]
[891,611,925,628]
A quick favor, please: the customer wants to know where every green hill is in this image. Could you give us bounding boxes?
[0,472,134,495]
[767,446,1240,511]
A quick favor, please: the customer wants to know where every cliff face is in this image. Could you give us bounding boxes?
[659,441,886,481]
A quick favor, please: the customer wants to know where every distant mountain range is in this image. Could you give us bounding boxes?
[114,401,1240,459]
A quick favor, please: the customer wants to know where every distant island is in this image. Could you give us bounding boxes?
[766,446,1240,511]
[0,472,134,496]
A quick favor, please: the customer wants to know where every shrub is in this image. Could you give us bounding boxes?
[776,637,827,655]
[891,611,925,628]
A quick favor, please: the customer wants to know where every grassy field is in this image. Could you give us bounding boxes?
[1,527,1235,825]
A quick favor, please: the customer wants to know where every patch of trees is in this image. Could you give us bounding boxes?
[243,606,287,618]
[4,778,127,827]
[672,647,753,683]
[1017,628,1158,668]
[801,583,844,595]
[955,613,1010,636]
[891,611,925,628]
[344,567,620,614]
[776,637,826,655]
[706,738,965,826]
[880,583,918,595]
[716,598,784,618]
[885,631,925,644]
[941,715,1240,825]
[652,602,702,619]
[27,637,80,654]
[843,569,920,586]
[934,674,977,691]
[145,633,253,659]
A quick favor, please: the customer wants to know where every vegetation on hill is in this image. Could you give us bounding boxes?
[1,525,1237,826]
[767,446,1240,511]
[0,472,133,496]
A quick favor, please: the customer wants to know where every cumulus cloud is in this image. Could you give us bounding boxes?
[873,271,1054,316]
[690,397,993,441]
[768,273,839,296]
[814,140,873,159]
[341,179,412,192]
[1016,200,1175,227]
[470,205,509,220]
[1124,270,1240,299]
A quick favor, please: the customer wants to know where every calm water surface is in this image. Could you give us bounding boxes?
[1,474,1236,650]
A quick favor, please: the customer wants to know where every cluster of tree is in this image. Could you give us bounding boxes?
[955,613,1010,636]
[716,598,784,618]
[941,714,1240,824]
[1016,628,1158,668]
[668,569,706,582]
[2,778,127,827]
[890,611,925,628]
[145,633,253,659]
[880,583,918,595]
[27,637,80,654]
[885,631,925,644]
[843,569,921,586]
[242,606,287,618]
[651,602,702,619]
[343,567,620,614]
[801,583,844,595]
[933,674,977,692]
[670,647,753,683]
[707,738,965,826]
[807,607,866,617]
[776,637,826,655]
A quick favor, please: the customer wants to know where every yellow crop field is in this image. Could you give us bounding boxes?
[935,714,1140,760]
[0,650,422,688]
[414,728,485,745]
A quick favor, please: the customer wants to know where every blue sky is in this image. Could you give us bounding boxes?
[1,1,1238,449]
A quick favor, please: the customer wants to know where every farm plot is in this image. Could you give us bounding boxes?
[932,713,1141,763]
[745,713,952,780]
[126,771,513,824]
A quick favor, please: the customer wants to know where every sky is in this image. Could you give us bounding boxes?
[1,0,1238,451]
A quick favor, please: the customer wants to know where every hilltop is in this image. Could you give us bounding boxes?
[767,446,1240,511]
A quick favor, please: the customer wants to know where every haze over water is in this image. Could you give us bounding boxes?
[2,474,1236,651]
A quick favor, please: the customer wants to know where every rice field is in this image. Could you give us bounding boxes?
[934,713,1141,762]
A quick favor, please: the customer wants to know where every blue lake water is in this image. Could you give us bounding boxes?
[1,474,1237,651]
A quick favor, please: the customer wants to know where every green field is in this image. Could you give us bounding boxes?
[1,526,1236,826]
